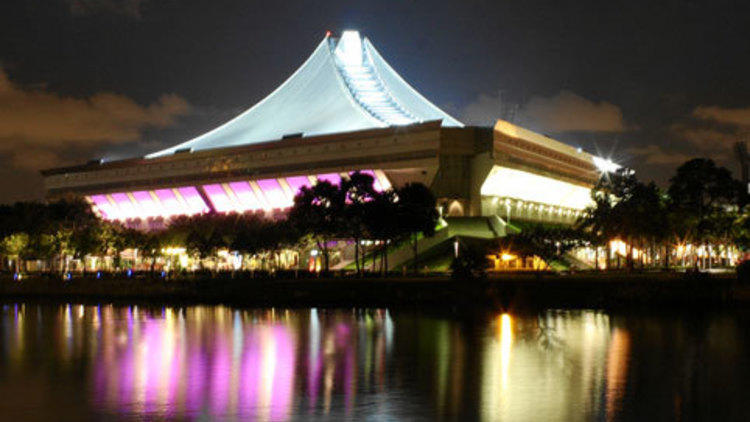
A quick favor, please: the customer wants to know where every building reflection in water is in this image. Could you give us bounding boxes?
[481,310,630,421]
[88,306,396,419]
[0,304,398,419]
[0,304,745,420]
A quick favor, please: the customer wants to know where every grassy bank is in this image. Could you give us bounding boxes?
[1,271,747,309]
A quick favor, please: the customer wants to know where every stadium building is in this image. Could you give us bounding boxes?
[42,31,617,270]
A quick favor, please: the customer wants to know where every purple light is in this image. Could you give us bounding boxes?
[111,193,136,219]
[132,191,161,218]
[86,170,390,221]
[228,181,263,211]
[203,184,236,213]
[177,186,210,215]
[257,178,292,209]
[89,194,117,220]
[154,189,185,217]
[285,176,312,197]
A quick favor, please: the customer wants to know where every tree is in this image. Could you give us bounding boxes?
[618,181,667,269]
[450,241,489,280]
[395,183,440,274]
[1,233,29,273]
[182,213,229,269]
[668,159,741,268]
[288,181,345,272]
[110,224,142,270]
[137,230,166,275]
[231,212,272,257]
[363,189,400,274]
[341,171,378,275]
[498,224,586,271]
[580,168,670,270]
[46,197,100,273]
[70,222,105,274]
[578,184,616,269]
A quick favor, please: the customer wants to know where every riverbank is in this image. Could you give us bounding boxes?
[1,271,747,309]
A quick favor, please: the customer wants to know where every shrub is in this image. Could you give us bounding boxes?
[450,244,488,281]
[737,260,750,284]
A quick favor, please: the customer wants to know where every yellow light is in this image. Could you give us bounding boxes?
[499,313,512,389]
[162,247,186,255]
[501,253,516,262]
[609,239,642,258]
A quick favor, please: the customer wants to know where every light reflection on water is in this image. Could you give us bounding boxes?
[0,304,748,421]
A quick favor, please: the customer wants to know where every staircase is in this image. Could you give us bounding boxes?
[339,216,509,271]
[337,56,416,126]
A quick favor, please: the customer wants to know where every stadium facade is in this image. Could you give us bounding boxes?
[42,31,617,270]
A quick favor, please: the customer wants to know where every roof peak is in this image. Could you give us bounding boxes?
[147,31,462,158]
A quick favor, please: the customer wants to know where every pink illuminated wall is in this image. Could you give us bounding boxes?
[111,193,136,220]
[89,194,117,220]
[132,191,161,218]
[154,189,183,217]
[256,178,291,209]
[228,181,263,211]
[285,176,313,195]
[87,169,390,221]
[177,187,210,215]
[203,184,235,213]
[87,186,210,222]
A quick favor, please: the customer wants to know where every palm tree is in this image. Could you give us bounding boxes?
[578,192,614,270]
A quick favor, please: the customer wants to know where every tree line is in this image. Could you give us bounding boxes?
[0,171,438,276]
[576,158,747,270]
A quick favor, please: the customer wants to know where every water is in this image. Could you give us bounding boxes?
[0,304,748,421]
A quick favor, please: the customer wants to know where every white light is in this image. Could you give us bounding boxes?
[335,31,363,65]
[592,156,620,173]
[481,166,593,210]
[334,30,416,126]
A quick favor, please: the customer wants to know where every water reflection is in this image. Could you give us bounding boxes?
[0,304,747,420]
[481,311,622,421]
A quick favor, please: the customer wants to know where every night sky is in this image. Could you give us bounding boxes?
[1,0,749,202]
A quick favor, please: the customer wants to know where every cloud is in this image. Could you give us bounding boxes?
[517,91,625,133]
[461,91,518,126]
[0,68,190,170]
[461,90,625,133]
[626,145,693,165]
[692,105,750,127]
[66,0,150,18]
[669,123,740,154]
[668,104,750,161]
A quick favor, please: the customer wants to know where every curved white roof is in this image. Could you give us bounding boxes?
[148,31,462,158]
